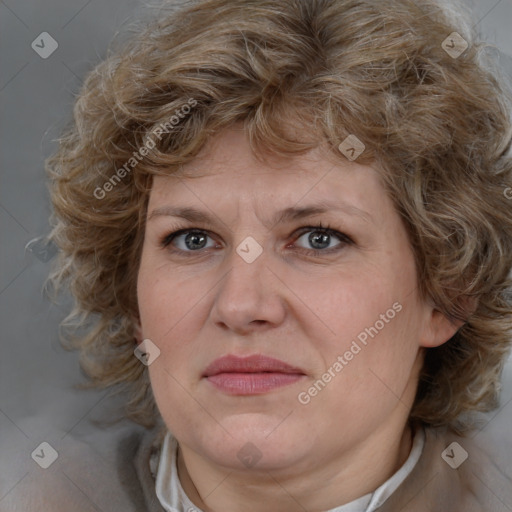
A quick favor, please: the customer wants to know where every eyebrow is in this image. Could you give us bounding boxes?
[148,200,373,229]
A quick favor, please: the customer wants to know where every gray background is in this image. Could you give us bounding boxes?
[1,0,512,510]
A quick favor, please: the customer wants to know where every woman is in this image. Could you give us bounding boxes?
[46,0,512,510]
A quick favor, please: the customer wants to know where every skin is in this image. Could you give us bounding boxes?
[135,125,460,512]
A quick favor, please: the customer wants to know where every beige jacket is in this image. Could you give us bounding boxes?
[4,423,511,511]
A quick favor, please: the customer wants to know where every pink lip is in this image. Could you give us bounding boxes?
[202,354,306,395]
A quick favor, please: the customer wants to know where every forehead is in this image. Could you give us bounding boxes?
[146,127,390,229]
[150,127,381,195]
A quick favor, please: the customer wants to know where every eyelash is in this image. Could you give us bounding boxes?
[159,222,354,257]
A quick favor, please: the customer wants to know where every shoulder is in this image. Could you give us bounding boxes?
[0,423,167,512]
[379,424,512,512]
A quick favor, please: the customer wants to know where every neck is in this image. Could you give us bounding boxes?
[176,419,414,512]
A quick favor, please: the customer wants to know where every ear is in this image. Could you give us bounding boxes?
[420,308,463,348]
[133,317,144,345]
[420,295,478,348]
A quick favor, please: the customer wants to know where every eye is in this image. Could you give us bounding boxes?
[160,223,353,256]
[292,223,353,255]
[160,229,217,252]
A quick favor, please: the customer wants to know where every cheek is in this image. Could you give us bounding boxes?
[147,360,203,439]
[137,260,200,339]
[137,263,212,395]
[319,275,400,345]
[317,275,420,391]
[309,304,420,430]
[137,268,205,425]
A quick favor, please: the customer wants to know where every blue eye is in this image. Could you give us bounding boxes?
[160,223,353,255]
[293,224,352,254]
[161,229,216,252]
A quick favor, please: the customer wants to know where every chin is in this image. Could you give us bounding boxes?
[191,416,308,470]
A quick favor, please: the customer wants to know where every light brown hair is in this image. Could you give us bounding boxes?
[46,0,512,433]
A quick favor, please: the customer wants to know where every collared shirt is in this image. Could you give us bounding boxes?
[154,427,425,512]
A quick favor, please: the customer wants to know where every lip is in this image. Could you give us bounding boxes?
[202,354,306,395]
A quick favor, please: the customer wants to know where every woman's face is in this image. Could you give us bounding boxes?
[136,125,456,475]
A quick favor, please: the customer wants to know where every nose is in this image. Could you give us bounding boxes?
[209,241,287,335]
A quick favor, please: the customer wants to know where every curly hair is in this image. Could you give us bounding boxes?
[46,0,512,433]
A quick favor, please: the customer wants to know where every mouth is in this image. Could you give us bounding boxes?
[202,354,307,395]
